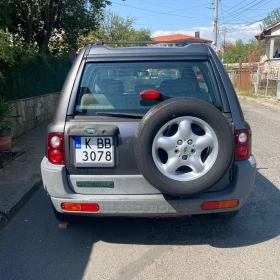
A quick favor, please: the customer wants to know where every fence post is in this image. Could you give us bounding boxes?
[277,66,280,100]
[256,63,260,95]
[249,56,252,93]
[238,59,242,89]
[265,64,270,96]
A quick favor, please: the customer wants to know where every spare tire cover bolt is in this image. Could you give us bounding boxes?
[187,139,193,145]
[182,155,188,160]
[177,140,183,145]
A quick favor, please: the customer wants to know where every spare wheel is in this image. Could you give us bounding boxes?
[134,98,234,196]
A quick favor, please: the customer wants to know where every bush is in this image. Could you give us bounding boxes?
[0,31,72,100]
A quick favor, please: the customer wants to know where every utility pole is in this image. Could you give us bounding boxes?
[222,26,227,62]
[213,0,218,49]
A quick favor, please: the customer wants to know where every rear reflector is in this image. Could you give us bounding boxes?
[61,203,99,212]
[201,199,239,210]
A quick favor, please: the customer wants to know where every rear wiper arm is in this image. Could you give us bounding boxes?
[95,112,144,119]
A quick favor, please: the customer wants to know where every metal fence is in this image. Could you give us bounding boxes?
[0,56,72,100]
[225,62,280,98]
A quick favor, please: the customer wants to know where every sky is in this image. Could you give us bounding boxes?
[106,0,279,46]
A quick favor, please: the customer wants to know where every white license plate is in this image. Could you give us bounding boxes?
[74,136,114,167]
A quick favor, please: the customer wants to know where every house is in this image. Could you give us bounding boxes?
[152,32,212,47]
[255,21,280,66]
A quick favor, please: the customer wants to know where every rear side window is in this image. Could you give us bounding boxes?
[75,61,222,114]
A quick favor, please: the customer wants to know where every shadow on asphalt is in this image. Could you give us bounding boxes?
[74,170,280,248]
[0,171,279,279]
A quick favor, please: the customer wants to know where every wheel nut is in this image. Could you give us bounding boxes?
[187,139,193,145]
[177,140,183,145]
[182,155,188,160]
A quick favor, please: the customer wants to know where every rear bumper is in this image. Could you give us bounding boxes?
[41,156,256,217]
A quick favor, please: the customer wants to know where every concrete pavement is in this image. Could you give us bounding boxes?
[0,99,280,280]
[0,121,49,229]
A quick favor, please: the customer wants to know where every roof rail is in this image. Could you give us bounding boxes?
[81,40,200,46]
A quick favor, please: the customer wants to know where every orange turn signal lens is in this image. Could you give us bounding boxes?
[201,199,239,210]
[61,203,99,212]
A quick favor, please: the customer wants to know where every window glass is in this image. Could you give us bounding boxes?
[75,61,223,114]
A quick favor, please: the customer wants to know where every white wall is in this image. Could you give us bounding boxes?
[271,24,280,36]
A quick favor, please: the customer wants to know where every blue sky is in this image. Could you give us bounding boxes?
[106,0,279,44]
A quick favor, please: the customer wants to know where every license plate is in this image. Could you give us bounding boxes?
[74,136,114,167]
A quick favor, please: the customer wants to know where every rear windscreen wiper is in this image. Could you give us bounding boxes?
[95,112,144,119]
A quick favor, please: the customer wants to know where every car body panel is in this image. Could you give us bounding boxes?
[41,156,256,216]
[41,43,256,217]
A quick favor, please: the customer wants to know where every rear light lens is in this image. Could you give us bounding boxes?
[48,133,65,164]
[49,149,63,163]
[140,89,160,100]
[202,199,239,210]
[235,129,251,161]
[61,203,99,212]
[50,135,61,148]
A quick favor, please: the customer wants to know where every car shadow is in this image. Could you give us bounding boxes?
[1,171,279,280]
[74,170,280,248]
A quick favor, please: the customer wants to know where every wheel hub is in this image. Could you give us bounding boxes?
[152,116,219,182]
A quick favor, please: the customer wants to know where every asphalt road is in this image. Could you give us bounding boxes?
[0,99,280,280]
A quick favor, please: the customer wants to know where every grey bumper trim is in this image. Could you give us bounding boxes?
[41,156,256,216]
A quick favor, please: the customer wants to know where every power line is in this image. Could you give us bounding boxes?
[110,1,211,19]
[222,19,263,32]
[222,0,261,18]
[219,10,271,25]
[135,4,210,20]
[220,0,270,24]
[220,4,265,25]
[224,0,250,13]
[133,0,177,10]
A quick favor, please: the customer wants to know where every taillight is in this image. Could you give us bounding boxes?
[234,129,251,161]
[48,133,65,164]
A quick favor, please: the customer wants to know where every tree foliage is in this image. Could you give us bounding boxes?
[0,0,111,53]
[79,11,151,48]
[262,8,280,28]
[0,30,37,87]
[223,39,265,63]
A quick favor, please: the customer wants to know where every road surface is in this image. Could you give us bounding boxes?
[0,99,280,280]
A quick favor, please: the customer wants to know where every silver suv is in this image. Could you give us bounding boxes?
[41,42,256,222]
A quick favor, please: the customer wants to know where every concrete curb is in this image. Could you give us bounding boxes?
[0,180,42,230]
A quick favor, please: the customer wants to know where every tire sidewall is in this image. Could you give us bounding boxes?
[134,98,234,196]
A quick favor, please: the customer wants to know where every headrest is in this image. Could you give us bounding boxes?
[135,84,156,94]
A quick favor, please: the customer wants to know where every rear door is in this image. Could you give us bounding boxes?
[65,60,231,195]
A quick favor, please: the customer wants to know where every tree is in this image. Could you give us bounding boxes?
[79,11,151,48]
[223,39,265,63]
[262,8,280,28]
[0,0,111,54]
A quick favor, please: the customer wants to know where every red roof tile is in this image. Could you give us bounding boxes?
[152,33,212,43]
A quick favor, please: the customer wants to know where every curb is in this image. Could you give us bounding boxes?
[0,180,42,230]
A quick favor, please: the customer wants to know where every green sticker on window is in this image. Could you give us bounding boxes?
[77,181,114,188]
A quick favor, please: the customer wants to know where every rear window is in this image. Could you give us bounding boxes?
[75,61,222,114]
